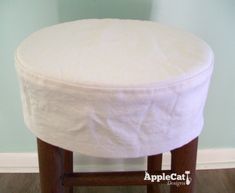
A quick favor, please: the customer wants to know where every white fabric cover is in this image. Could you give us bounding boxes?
[15,19,214,158]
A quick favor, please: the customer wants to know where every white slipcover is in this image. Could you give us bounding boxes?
[15,19,214,158]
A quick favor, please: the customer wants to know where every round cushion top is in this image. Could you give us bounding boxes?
[16,19,214,158]
[16,19,213,88]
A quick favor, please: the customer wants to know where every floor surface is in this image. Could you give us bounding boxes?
[0,169,234,193]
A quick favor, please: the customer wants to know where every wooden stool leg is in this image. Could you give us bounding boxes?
[37,138,64,193]
[170,137,198,193]
[147,154,162,193]
[63,150,73,193]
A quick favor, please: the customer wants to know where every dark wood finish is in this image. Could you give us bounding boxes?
[37,138,65,193]
[64,150,73,193]
[63,170,171,186]
[37,138,199,193]
[147,154,162,193]
[170,137,198,193]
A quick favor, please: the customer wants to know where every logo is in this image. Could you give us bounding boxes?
[144,171,192,186]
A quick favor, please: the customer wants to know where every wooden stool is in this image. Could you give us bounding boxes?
[16,19,213,193]
[37,137,198,193]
